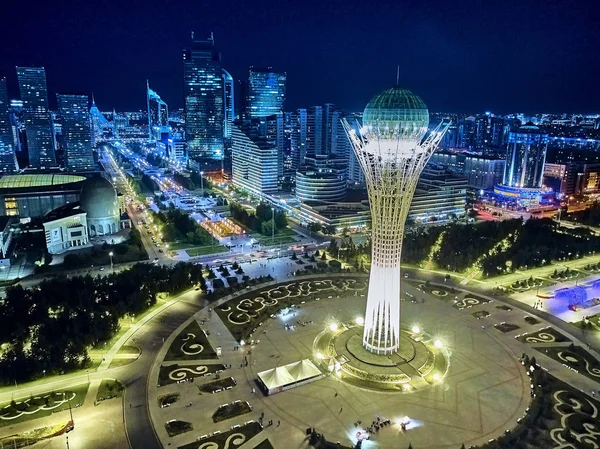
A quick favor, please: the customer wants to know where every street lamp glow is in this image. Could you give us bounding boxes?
[433,373,441,381]
[434,340,443,349]
[329,322,339,332]
[355,317,364,326]
[411,325,420,334]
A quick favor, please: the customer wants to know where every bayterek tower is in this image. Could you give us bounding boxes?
[343,86,449,354]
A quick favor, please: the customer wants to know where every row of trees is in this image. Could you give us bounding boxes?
[0,262,206,384]
[325,218,600,278]
[566,202,600,227]
[173,172,214,193]
[152,208,214,246]
[229,202,287,236]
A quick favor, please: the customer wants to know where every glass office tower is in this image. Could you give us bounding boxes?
[16,67,56,168]
[57,94,95,171]
[182,33,224,161]
[246,67,286,118]
[0,78,18,173]
[222,69,234,145]
[503,124,549,188]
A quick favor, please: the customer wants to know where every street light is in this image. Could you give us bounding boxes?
[109,251,114,270]
[200,171,204,197]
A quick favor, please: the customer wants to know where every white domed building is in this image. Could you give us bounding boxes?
[80,176,120,236]
[43,175,130,254]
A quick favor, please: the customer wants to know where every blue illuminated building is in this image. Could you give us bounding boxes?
[147,81,169,141]
[16,66,56,168]
[56,93,95,171]
[503,123,548,189]
[493,123,551,206]
[246,67,286,118]
[223,69,234,146]
[0,77,18,173]
[183,33,224,162]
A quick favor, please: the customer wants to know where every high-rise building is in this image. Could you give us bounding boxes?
[246,67,286,118]
[183,33,224,162]
[289,108,308,173]
[89,96,109,147]
[56,94,94,171]
[0,78,18,173]
[231,123,278,196]
[16,67,56,168]
[223,69,234,146]
[429,152,505,190]
[503,123,548,188]
[147,82,169,141]
[306,106,324,157]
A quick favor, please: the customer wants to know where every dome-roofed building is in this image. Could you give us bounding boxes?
[79,175,120,236]
[362,86,429,141]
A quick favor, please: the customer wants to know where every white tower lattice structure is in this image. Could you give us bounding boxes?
[343,86,450,354]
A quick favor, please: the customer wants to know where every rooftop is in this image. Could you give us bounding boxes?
[0,174,86,189]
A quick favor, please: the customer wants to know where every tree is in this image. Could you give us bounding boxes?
[328,239,338,255]
[261,220,274,237]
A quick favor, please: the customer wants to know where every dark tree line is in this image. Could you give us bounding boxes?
[229,202,287,235]
[0,262,205,384]
[566,202,600,227]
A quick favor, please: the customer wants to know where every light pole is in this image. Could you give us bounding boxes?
[109,251,114,270]
[200,171,204,197]
[271,207,275,245]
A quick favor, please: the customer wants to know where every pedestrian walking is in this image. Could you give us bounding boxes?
[339,407,343,414]
[277,420,280,427]
[334,392,338,397]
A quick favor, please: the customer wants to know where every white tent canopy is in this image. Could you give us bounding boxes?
[284,359,322,382]
[256,359,323,395]
[257,366,295,391]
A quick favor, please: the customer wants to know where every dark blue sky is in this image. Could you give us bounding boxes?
[1,0,598,114]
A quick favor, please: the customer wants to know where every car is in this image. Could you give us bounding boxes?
[404,273,409,278]
[99,267,105,271]
[153,257,159,263]
[158,249,164,253]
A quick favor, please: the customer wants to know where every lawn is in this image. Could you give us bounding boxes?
[0,421,72,448]
[198,377,237,394]
[157,363,226,387]
[96,379,124,402]
[179,422,262,449]
[0,383,89,427]
[252,439,275,449]
[539,345,600,384]
[212,400,252,423]
[164,320,218,361]
[165,420,193,437]
[494,322,521,333]
[185,245,228,257]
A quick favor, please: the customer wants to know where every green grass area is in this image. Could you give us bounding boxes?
[185,245,228,257]
[96,379,124,402]
[165,420,193,437]
[252,234,297,246]
[198,377,236,393]
[212,401,252,423]
[0,421,72,448]
[179,422,262,449]
[0,383,89,427]
[164,320,218,361]
[157,363,226,387]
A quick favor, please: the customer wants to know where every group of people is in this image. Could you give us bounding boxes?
[355,416,393,436]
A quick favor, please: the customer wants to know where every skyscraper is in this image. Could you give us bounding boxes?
[89,96,109,147]
[147,82,169,141]
[57,94,95,171]
[0,78,18,173]
[503,123,548,188]
[246,68,286,118]
[16,67,56,168]
[183,33,224,162]
[222,69,234,146]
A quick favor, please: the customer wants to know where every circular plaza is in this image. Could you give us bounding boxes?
[149,275,532,449]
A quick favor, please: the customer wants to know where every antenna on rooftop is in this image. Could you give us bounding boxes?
[396,65,400,85]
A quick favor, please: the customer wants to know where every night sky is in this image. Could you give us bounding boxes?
[1,0,598,114]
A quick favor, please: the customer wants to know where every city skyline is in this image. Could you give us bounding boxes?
[0,0,598,114]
